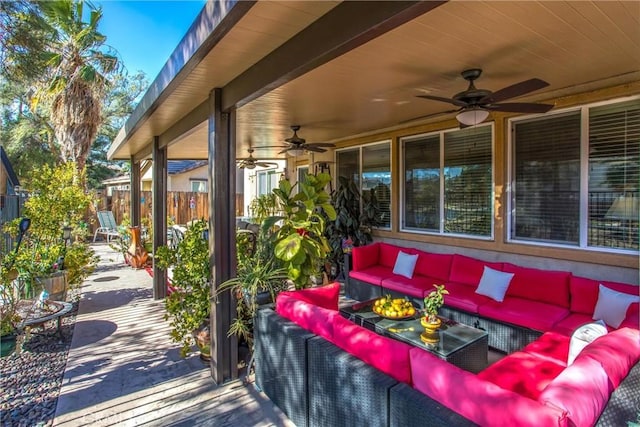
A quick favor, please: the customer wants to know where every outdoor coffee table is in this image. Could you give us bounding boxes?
[341,300,488,373]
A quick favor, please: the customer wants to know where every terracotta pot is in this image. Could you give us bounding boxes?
[193,319,211,362]
[126,226,148,269]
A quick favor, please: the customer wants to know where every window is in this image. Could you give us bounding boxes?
[190,180,207,193]
[510,97,639,252]
[297,166,309,184]
[335,142,391,229]
[257,170,279,196]
[512,113,581,245]
[402,125,493,238]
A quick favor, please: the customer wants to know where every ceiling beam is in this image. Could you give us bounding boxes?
[221,0,447,111]
[158,99,209,149]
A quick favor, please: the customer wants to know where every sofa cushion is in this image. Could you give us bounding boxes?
[331,315,412,384]
[382,275,435,299]
[552,313,603,336]
[351,242,380,271]
[569,275,639,315]
[478,351,565,400]
[410,348,568,427]
[475,266,514,302]
[393,251,419,279]
[522,331,570,366]
[502,264,570,308]
[279,282,341,311]
[448,254,504,287]
[593,284,640,328]
[349,266,394,286]
[379,243,404,268]
[478,297,570,332]
[538,356,610,427]
[443,282,491,314]
[275,294,338,341]
[578,327,640,389]
[413,250,453,282]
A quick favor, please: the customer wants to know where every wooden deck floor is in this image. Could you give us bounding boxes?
[54,244,293,427]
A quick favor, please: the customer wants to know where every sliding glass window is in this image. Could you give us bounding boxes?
[335,142,391,230]
[402,125,493,238]
[510,97,639,252]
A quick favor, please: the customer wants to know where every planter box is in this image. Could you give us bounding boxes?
[38,271,68,301]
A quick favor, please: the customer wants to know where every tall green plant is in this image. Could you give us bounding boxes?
[156,219,210,357]
[248,193,279,224]
[265,173,336,289]
[217,225,288,345]
[5,162,97,294]
[324,176,373,270]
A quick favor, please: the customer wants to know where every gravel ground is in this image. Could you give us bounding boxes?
[0,302,78,427]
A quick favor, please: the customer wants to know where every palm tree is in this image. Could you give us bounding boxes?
[34,0,119,172]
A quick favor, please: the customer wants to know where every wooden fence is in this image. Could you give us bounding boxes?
[105,191,244,226]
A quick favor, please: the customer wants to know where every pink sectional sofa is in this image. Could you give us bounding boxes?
[255,283,640,427]
[347,242,639,352]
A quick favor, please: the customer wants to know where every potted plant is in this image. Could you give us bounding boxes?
[217,223,288,348]
[265,173,336,289]
[324,176,382,279]
[155,219,211,359]
[420,284,449,344]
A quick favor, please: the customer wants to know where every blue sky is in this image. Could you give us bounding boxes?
[96,1,206,80]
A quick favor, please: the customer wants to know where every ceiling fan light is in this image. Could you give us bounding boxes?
[287,148,305,157]
[456,108,490,126]
[245,163,256,170]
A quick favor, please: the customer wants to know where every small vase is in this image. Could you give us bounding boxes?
[420,317,442,344]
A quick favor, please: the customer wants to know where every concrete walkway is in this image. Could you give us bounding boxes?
[54,244,293,427]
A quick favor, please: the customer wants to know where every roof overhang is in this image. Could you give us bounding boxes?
[108,0,640,162]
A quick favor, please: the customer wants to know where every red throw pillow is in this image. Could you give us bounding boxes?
[278,282,340,311]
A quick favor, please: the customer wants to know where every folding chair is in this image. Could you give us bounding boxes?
[93,211,122,242]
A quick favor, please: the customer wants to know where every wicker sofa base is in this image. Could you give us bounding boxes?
[255,307,475,427]
[255,309,314,427]
[345,276,382,301]
[439,306,542,354]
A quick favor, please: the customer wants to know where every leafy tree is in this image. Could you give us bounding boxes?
[2,0,120,173]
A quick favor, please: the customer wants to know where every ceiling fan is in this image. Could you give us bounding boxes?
[417,68,554,126]
[237,148,278,169]
[273,125,336,157]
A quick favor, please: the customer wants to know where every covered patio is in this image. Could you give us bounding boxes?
[106,0,639,387]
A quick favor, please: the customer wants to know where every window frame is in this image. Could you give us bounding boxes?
[507,95,640,254]
[189,179,208,193]
[334,140,392,231]
[399,123,495,240]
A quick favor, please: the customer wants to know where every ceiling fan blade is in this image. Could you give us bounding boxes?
[278,148,290,155]
[304,146,326,153]
[481,78,549,104]
[305,142,336,148]
[484,102,554,113]
[255,162,278,168]
[417,95,468,108]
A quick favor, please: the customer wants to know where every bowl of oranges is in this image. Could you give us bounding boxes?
[372,295,417,320]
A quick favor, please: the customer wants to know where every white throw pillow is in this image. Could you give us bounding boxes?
[592,284,640,328]
[393,251,418,279]
[475,266,515,303]
[567,320,607,365]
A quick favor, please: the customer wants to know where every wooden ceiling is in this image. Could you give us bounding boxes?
[108,1,640,161]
